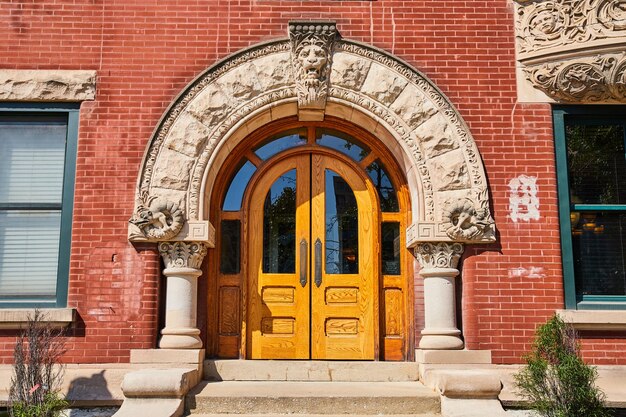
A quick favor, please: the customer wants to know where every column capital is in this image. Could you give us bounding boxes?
[158,241,208,270]
[415,242,464,270]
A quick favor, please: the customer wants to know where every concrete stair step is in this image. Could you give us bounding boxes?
[204,360,420,382]
[186,381,440,416]
[188,415,441,417]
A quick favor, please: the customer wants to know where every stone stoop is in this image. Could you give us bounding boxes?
[204,360,421,382]
[185,360,440,416]
[184,381,441,416]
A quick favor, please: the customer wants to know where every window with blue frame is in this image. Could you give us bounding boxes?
[0,104,78,307]
[554,107,626,309]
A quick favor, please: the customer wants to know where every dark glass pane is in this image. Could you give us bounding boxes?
[316,129,370,161]
[571,211,626,296]
[325,170,358,274]
[222,160,257,211]
[220,220,241,274]
[254,129,307,160]
[366,160,399,212]
[381,222,401,275]
[263,170,296,273]
[566,123,626,205]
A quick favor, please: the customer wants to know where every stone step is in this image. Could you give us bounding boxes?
[203,360,420,382]
[186,381,440,415]
[188,415,441,417]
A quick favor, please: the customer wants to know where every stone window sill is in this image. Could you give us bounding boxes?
[557,309,626,331]
[0,308,76,329]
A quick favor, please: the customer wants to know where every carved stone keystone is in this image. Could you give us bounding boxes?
[289,21,337,121]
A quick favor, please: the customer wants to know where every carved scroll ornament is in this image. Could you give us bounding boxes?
[524,53,626,102]
[158,241,208,270]
[289,22,337,111]
[515,0,626,56]
[415,242,465,270]
[442,198,495,242]
[129,195,184,241]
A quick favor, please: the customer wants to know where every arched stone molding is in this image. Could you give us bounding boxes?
[128,34,496,247]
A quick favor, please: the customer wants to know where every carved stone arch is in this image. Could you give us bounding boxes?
[128,32,496,247]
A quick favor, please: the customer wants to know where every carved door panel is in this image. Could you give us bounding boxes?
[247,153,376,359]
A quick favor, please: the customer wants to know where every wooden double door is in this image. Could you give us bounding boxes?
[247,152,377,359]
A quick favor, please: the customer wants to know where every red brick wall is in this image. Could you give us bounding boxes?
[1,0,624,365]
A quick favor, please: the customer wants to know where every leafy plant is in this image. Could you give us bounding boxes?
[515,314,611,417]
[9,310,69,417]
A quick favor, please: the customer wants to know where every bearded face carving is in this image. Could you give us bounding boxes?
[298,44,328,82]
[289,22,337,113]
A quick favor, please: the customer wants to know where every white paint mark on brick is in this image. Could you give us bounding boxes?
[508,175,540,222]
[508,267,546,279]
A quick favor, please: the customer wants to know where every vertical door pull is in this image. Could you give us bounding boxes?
[299,239,308,287]
[314,238,322,287]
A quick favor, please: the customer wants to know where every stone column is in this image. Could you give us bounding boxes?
[415,242,465,350]
[158,241,208,349]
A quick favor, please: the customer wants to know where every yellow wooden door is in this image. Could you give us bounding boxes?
[247,153,376,359]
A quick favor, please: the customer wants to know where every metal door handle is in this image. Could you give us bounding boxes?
[300,239,307,287]
[314,238,322,287]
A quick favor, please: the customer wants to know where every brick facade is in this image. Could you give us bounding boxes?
[1,0,624,365]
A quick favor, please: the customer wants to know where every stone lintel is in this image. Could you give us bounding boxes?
[129,217,215,246]
[416,349,492,365]
[0,69,96,102]
[406,221,496,248]
[0,308,75,329]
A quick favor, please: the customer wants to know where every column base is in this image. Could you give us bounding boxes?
[419,329,464,350]
[159,327,202,349]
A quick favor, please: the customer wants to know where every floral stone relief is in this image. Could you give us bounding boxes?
[514,0,626,103]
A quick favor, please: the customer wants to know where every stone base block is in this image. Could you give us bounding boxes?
[417,349,492,364]
[121,368,198,398]
[422,369,502,399]
[441,398,515,417]
[112,398,183,417]
[130,349,204,365]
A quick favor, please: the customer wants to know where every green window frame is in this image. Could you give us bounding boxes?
[554,106,626,310]
[0,103,79,308]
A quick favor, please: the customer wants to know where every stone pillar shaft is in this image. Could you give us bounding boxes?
[415,242,465,350]
[158,241,208,349]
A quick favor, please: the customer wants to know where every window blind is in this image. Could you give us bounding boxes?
[0,116,67,301]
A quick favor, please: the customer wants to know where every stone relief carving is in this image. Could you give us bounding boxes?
[134,33,496,245]
[139,41,291,210]
[524,53,626,102]
[0,70,96,102]
[415,242,465,270]
[515,0,626,56]
[158,241,208,270]
[289,22,337,111]
[442,198,495,241]
[129,195,185,241]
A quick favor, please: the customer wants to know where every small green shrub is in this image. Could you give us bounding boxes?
[8,310,69,417]
[515,314,611,417]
